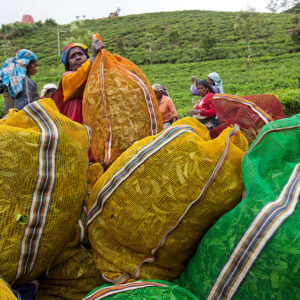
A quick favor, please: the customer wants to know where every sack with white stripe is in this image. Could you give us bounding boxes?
[176,114,300,299]
[83,33,163,169]
[86,117,248,283]
[0,98,90,285]
[82,280,199,300]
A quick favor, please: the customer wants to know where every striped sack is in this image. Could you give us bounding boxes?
[83,33,163,169]
[86,117,248,283]
[0,98,90,285]
[176,114,300,299]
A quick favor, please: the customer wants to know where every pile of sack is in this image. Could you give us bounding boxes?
[1,39,299,299]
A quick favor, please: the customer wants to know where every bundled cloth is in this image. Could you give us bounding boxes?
[176,114,300,299]
[0,98,90,285]
[83,33,163,168]
[86,117,248,283]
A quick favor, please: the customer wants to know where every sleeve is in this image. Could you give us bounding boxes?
[168,98,178,120]
[62,59,91,102]
[200,94,216,117]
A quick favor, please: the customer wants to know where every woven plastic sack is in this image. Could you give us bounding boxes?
[86,117,248,283]
[210,94,273,144]
[0,275,17,300]
[0,98,90,285]
[83,33,163,169]
[176,114,300,299]
[242,94,286,120]
[82,280,199,300]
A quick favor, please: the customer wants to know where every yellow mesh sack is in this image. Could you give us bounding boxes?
[0,276,17,300]
[0,98,90,285]
[38,223,104,300]
[86,117,248,283]
[83,33,163,169]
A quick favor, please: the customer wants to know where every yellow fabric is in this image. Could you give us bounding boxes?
[83,34,163,168]
[87,163,104,191]
[87,117,248,282]
[0,108,18,124]
[62,59,91,102]
[0,98,90,285]
[0,278,17,300]
[38,224,104,300]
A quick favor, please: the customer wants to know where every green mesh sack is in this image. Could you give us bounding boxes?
[82,280,199,299]
[175,114,300,299]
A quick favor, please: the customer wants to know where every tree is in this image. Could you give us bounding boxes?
[234,9,268,68]
[200,33,216,56]
[266,0,300,13]
[63,22,93,48]
[168,29,180,48]
[143,32,155,64]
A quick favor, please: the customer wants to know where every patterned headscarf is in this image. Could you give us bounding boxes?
[61,43,89,67]
[0,49,37,98]
[208,72,224,93]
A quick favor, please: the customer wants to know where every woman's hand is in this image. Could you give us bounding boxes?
[91,39,105,62]
[189,109,201,115]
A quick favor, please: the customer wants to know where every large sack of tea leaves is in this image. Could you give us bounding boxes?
[176,114,300,299]
[0,98,90,285]
[210,94,273,144]
[83,33,163,169]
[86,117,248,283]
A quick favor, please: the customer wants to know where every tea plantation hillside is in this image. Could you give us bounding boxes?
[0,10,299,66]
[0,10,299,117]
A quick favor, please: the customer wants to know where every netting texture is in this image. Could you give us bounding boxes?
[83,280,199,300]
[210,94,274,144]
[176,114,300,299]
[38,220,104,300]
[242,94,286,120]
[83,44,163,169]
[86,117,248,282]
[0,98,90,285]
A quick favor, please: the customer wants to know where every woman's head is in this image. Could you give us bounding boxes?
[207,72,221,86]
[196,79,213,96]
[152,83,164,101]
[61,43,89,71]
[26,59,38,75]
[41,83,57,98]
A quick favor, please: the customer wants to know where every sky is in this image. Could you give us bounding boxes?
[2,0,271,25]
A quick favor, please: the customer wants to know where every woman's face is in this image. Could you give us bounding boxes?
[27,61,38,75]
[197,84,209,97]
[154,90,163,101]
[207,77,214,85]
[68,47,88,71]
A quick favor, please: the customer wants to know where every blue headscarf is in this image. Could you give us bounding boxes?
[0,49,37,98]
[208,72,224,93]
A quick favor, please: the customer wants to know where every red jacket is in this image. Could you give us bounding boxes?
[194,92,216,117]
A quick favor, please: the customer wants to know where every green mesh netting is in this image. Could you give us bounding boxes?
[83,280,199,299]
[175,114,300,299]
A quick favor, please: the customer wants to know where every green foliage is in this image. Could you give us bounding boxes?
[289,24,300,41]
[0,10,299,119]
[200,33,216,55]
[44,18,57,26]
